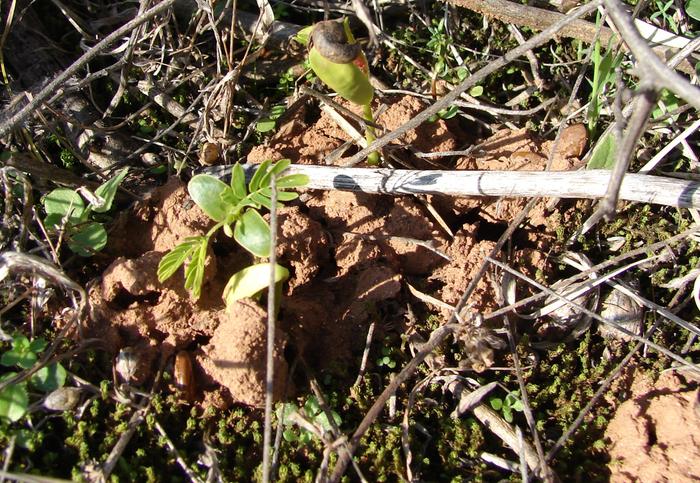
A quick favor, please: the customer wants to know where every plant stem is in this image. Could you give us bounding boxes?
[363,103,380,165]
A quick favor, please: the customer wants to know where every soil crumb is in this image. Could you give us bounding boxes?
[605,370,700,482]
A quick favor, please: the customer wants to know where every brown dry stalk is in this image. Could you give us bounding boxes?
[446,0,696,75]
[447,0,615,46]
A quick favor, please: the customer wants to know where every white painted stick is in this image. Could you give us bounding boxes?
[203,164,700,209]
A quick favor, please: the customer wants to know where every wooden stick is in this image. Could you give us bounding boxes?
[203,164,700,209]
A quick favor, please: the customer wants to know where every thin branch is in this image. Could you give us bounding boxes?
[262,175,278,483]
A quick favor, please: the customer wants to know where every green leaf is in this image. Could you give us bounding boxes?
[0,376,28,422]
[92,167,129,213]
[276,174,309,189]
[248,192,273,210]
[2,336,36,369]
[157,237,206,282]
[687,0,700,20]
[469,86,483,97]
[43,188,85,222]
[294,25,314,46]
[183,237,209,300]
[28,338,47,353]
[234,209,271,257]
[282,428,298,442]
[231,164,247,201]
[188,174,231,222]
[249,160,272,193]
[489,397,503,411]
[586,130,617,170]
[256,119,277,133]
[68,222,107,257]
[275,191,299,202]
[223,263,289,307]
[30,362,67,392]
[503,406,514,423]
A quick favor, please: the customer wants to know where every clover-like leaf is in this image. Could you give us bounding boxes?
[234,209,271,257]
[223,263,289,307]
[188,174,231,222]
[92,167,129,213]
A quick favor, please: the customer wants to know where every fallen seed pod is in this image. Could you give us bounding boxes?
[115,346,139,382]
[44,387,82,411]
[598,285,643,342]
[174,350,196,401]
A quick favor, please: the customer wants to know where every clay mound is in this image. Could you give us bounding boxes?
[197,300,288,408]
[605,371,700,482]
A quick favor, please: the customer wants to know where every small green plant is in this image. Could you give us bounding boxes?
[376,342,397,369]
[650,0,680,33]
[0,335,67,422]
[281,396,342,444]
[489,390,524,423]
[297,19,380,164]
[157,159,308,303]
[587,37,623,134]
[42,167,129,256]
[256,104,287,134]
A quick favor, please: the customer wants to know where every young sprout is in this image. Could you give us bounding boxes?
[303,19,380,165]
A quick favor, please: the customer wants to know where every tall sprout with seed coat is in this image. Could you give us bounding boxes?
[302,19,380,165]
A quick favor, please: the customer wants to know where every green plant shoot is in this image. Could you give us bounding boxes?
[157,160,308,305]
[301,19,380,165]
[42,167,129,256]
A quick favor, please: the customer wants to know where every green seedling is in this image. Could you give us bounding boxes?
[157,159,308,305]
[489,390,524,423]
[586,15,623,135]
[42,167,129,256]
[376,345,397,369]
[256,104,287,133]
[299,19,380,165]
[281,396,342,445]
[0,335,67,422]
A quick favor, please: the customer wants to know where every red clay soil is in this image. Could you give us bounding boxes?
[605,370,700,482]
[88,94,588,407]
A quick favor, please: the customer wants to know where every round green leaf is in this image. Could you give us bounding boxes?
[43,188,85,222]
[234,209,271,257]
[0,376,28,422]
[69,222,107,257]
[223,263,289,307]
[686,0,700,21]
[188,174,231,222]
[30,362,67,392]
